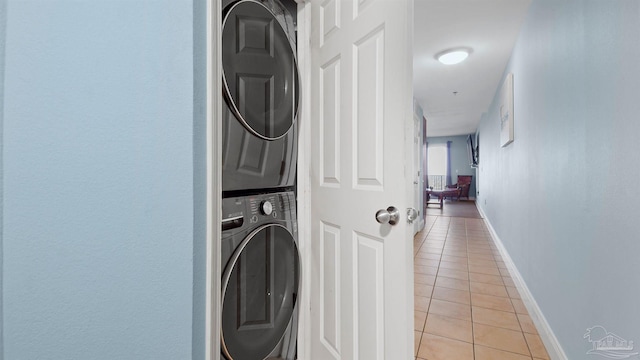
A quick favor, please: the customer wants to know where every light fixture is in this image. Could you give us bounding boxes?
[436,49,471,65]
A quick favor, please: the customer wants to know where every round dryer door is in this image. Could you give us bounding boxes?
[222,0,300,140]
[221,224,300,360]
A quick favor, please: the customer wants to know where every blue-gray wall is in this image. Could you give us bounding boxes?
[0,0,6,356]
[192,0,208,358]
[2,0,207,358]
[477,1,640,358]
[427,135,477,198]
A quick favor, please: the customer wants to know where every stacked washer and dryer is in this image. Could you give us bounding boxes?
[220,0,300,359]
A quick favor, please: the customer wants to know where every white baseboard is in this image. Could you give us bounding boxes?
[475,203,568,360]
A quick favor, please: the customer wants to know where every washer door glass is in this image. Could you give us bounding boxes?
[222,0,299,140]
[221,225,299,360]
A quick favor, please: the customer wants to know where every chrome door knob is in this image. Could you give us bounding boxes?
[375,206,400,225]
[407,208,418,224]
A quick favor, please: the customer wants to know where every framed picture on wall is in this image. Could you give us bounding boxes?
[500,73,514,147]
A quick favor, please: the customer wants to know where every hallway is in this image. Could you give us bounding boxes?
[413,211,551,359]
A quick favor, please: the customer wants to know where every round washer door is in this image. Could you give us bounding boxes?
[222,0,300,140]
[221,224,300,360]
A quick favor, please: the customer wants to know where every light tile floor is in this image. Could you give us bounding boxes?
[414,215,551,360]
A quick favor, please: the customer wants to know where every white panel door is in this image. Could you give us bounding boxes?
[308,0,414,359]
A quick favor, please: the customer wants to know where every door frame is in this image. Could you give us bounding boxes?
[413,112,425,234]
[205,0,221,359]
[295,1,312,359]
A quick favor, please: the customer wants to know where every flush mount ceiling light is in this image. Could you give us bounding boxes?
[436,48,471,65]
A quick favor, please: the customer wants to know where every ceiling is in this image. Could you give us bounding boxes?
[413,0,532,137]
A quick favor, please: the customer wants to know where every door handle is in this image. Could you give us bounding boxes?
[375,206,399,226]
[407,208,418,224]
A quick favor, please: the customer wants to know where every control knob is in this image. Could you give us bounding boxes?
[260,201,273,216]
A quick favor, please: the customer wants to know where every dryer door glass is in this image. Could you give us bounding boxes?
[221,225,299,360]
[222,0,299,140]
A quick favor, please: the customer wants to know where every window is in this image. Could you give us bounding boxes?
[428,145,447,175]
[428,144,447,189]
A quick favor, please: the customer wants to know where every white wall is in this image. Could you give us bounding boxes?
[477,0,640,358]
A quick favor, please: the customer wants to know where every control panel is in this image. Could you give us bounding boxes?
[221,192,295,232]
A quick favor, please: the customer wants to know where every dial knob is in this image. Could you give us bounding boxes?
[260,201,273,216]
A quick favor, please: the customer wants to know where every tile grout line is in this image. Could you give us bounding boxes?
[465,218,478,360]
[414,215,443,358]
[424,215,445,328]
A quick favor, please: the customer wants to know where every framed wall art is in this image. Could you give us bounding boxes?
[500,73,514,147]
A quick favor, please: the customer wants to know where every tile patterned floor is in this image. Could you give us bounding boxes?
[414,215,551,360]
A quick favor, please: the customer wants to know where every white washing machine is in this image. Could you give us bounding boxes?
[221,191,299,359]
[221,0,300,194]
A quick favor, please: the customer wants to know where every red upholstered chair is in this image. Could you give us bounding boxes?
[455,175,473,200]
[444,175,473,200]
